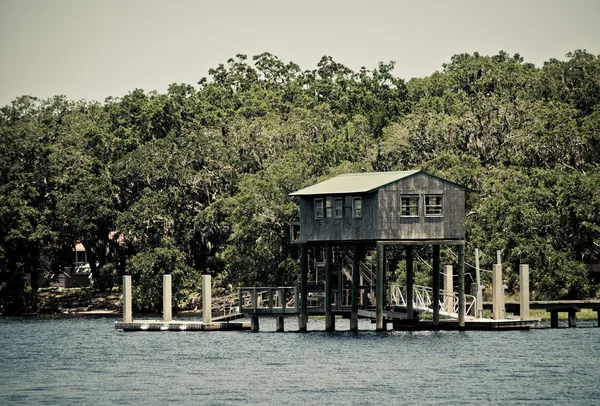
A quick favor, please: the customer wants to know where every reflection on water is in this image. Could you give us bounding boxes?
[1,317,599,405]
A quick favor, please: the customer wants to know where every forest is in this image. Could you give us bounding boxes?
[1,50,599,315]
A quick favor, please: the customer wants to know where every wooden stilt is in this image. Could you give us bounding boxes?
[299,244,308,332]
[350,244,360,332]
[432,245,441,328]
[276,317,284,332]
[568,310,577,328]
[550,311,559,328]
[251,316,259,332]
[597,310,600,328]
[376,243,384,331]
[458,244,465,328]
[406,246,414,320]
[325,244,335,332]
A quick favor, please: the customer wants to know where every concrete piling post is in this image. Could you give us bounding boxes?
[492,264,503,320]
[519,264,530,321]
[202,274,212,324]
[251,316,259,332]
[163,274,172,322]
[432,245,441,328]
[475,248,483,319]
[123,275,132,323]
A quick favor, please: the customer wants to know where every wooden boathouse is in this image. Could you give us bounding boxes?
[288,170,468,331]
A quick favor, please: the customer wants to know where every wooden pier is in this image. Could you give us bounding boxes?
[483,300,600,328]
[115,274,250,332]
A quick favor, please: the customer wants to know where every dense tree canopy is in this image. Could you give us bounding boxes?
[1,50,599,314]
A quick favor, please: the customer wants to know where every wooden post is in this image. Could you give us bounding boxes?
[492,264,503,320]
[550,311,559,328]
[376,243,384,331]
[202,274,211,324]
[475,248,483,319]
[568,310,577,328]
[325,244,335,332]
[457,244,465,328]
[238,287,244,313]
[406,246,414,320]
[163,274,172,322]
[432,245,441,328]
[276,317,284,332]
[350,244,360,332]
[299,244,308,332]
[597,310,600,328]
[519,264,530,321]
[123,275,132,323]
[443,265,453,314]
[251,316,259,332]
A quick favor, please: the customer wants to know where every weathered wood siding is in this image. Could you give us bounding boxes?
[299,193,378,242]
[377,172,465,240]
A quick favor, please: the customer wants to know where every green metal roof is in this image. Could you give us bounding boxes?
[290,170,421,196]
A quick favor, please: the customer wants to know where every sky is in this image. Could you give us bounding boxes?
[1,0,599,106]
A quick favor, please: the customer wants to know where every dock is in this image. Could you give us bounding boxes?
[115,320,250,331]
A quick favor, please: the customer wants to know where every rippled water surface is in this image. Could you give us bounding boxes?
[1,317,599,405]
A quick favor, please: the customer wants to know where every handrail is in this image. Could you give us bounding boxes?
[388,285,477,319]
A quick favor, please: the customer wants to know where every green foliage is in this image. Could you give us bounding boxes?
[1,50,600,314]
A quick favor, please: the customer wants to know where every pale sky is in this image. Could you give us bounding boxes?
[1,0,599,106]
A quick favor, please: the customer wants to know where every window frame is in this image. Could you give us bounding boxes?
[314,198,324,220]
[424,194,444,217]
[333,197,343,218]
[352,197,362,219]
[400,195,420,217]
[325,198,333,218]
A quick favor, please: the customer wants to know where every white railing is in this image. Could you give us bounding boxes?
[389,285,477,319]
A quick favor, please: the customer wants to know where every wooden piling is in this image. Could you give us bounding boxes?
[550,311,559,328]
[350,245,360,332]
[123,275,132,323]
[432,245,440,328]
[299,244,308,332]
[251,316,259,332]
[457,244,465,328]
[376,243,384,331]
[325,244,335,332]
[276,317,284,332]
[519,264,530,321]
[163,274,172,322]
[568,310,577,328]
[202,274,211,324]
[406,246,414,320]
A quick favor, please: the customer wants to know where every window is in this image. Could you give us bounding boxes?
[334,197,343,218]
[315,198,324,219]
[401,195,420,217]
[325,199,332,218]
[425,195,443,216]
[352,197,362,218]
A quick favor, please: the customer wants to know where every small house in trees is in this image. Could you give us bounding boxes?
[290,170,466,243]
[286,170,469,332]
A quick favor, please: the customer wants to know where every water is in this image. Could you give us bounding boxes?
[1,317,599,405]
